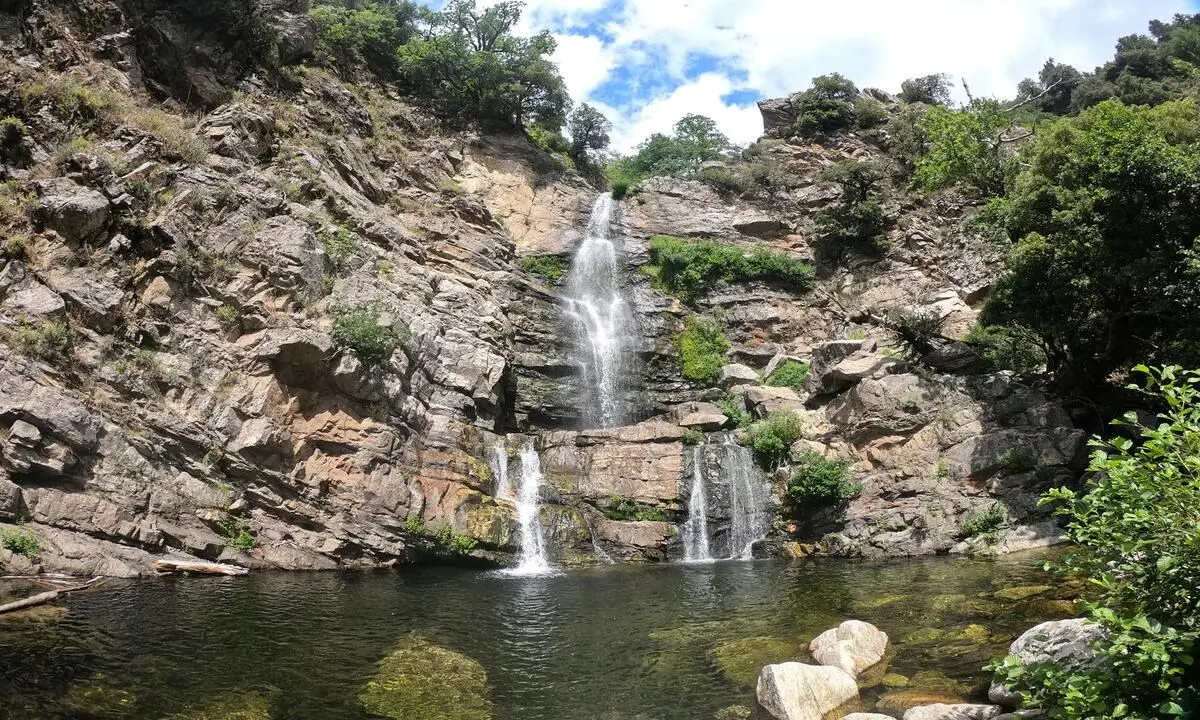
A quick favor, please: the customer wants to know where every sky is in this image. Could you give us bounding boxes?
[429,0,1198,151]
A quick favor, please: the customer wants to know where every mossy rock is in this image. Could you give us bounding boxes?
[714,705,753,720]
[65,675,137,719]
[849,594,909,613]
[161,689,276,720]
[928,594,1000,615]
[992,585,1053,602]
[0,604,67,623]
[874,690,967,715]
[360,633,491,720]
[881,673,910,688]
[709,636,796,687]
[464,504,515,548]
[902,627,945,644]
[909,670,972,696]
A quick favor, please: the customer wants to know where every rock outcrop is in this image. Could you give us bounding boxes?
[809,620,890,678]
[989,618,1107,706]
[756,662,859,720]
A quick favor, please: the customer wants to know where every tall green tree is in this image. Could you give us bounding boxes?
[567,103,612,162]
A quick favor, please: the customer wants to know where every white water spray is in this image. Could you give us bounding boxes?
[502,441,553,576]
[724,439,772,560]
[681,446,714,562]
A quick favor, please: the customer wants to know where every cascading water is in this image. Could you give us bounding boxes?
[503,441,553,576]
[723,439,773,560]
[564,194,638,428]
[681,446,714,562]
[491,444,516,503]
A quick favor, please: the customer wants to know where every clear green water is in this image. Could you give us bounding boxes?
[0,553,1075,720]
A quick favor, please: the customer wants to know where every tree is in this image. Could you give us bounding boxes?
[899,73,952,105]
[981,99,1200,390]
[608,113,732,186]
[309,1,419,78]
[813,159,891,264]
[794,73,859,136]
[991,365,1200,719]
[566,103,611,162]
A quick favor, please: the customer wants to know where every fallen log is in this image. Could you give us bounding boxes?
[0,590,60,615]
[153,560,248,576]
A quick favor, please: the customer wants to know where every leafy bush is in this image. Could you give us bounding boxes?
[647,235,813,302]
[787,452,858,508]
[745,411,804,468]
[1,526,41,560]
[991,366,1200,719]
[217,516,256,552]
[607,114,732,186]
[718,397,751,429]
[766,361,811,392]
[913,101,1014,197]
[331,303,407,365]
[675,315,730,386]
[309,1,419,79]
[961,503,1005,539]
[899,74,953,106]
[320,227,358,271]
[794,73,860,137]
[430,522,478,554]
[602,495,667,522]
[999,446,1037,475]
[403,514,425,534]
[520,254,568,281]
[680,428,704,446]
[11,320,71,361]
[854,97,888,129]
[964,323,1046,374]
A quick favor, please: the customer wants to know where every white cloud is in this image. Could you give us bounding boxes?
[524,0,1191,151]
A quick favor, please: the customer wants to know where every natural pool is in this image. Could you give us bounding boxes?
[0,552,1075,720]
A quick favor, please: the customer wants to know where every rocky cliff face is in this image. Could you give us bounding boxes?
[0,2,1085,576]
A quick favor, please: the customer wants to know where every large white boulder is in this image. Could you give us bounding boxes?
[809,620,890,677]
[756,662,858,720]
[903,704,1002,720]
[989,618,1106,706]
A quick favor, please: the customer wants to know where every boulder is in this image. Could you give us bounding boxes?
[678,410,728,431]
[200,103,277,160]
[744,385,804,417]
[904,705,1002,720]
[0,476,21,520]
[45,268,123,331]
[822,352,901,394]
[271,12,316,64]
[756,662,858,720]
[39,180,110,242]
[758,96,798,138]
[809,620,890,677]
[807,339,873,394]
[732,212,785,238]
[719,363,760,389]
[989,619,1106,706]
[3,281,65,317]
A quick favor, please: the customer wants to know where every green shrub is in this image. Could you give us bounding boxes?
[429,523,477,554]
[813,159,891,264]
[961,503,1005,538]
[794,73,859,137]
[766,361,811,392]
[999,446,1037,475]
[1,526,41,560]
[745,411,804,468]
[403,514,425,534]
[602,495,667,522]
[787,452,858,508]
[320,228,358,271]
[964,323,1047,374]
[647,235,813,302]
[680,428,704,446]
[718,397,751,429]
[216,515,255,552]
[331,303,407,365]
[676,315,730,386]
[520,254,568,281]
[990,366,1200,720]
[11,320,71,361]
[854,97,889,128]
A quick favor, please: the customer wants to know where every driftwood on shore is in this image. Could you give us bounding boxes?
[152,560,249,576]
[0,576,106,615]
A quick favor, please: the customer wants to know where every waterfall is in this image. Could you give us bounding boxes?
[491,444,516,503]
[681,445,714,562]
[723,439,772,560]
[564,194,637,428]
[503,441,553,576]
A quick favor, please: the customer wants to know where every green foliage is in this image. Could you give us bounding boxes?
[854,97,888,129]
[675,315,730,386]
[520,254,568,281]
[991,366,1200,719]
[214,304,241,326]
[11,320,71,362]
[745,411,804,468]
[899,73,953,105]
[1,526,42,561]
[814,159,891,264]
[605,114,732,187]
[310,1,419,78]
[766,361,810,392]
[217,515,255,552]
[429,522,478,554]
[331,303,407,365]
[319,227,358,270]
[885,104,931,176]
[646,235,813,302]
[787,452,858,508]
[914,101,1015,197]
[566,103,611,163]
[602,495,667,522]
[404,514,425,535]
[21,77,117,121]
[718,397,751,429]
[793,73,859,137]
[680,428,704,446]
[964,323,1046,374]
[999,446,1037,475]
[694,156,792,198]
[961,503,1005,538]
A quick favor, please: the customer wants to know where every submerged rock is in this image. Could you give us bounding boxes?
[809,620,889,678]
[360,634,492,720]
[992,585,1052,602]
[160,689,276,720]
[710,635,796,687]
[64,674,137,719]
[903,704,1002,720]
[756,662,858,720]
[876,691,971,716]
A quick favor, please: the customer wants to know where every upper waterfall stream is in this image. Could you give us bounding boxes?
[564,194,638,428]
